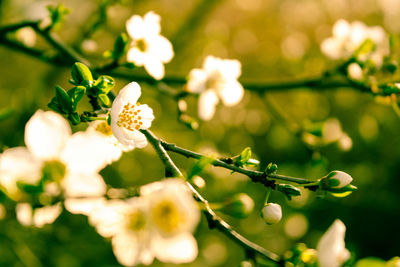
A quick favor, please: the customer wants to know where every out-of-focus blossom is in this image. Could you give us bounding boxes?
[73,179,200,266]
[186,56,244,121]
[261,203,282,225]
[16,202,62,228]
[111,82,154,148]
[347,62,364,81]
[126,11,174,80]
[321,20,389,66]
[0,110,111,226]
[302,118,352,151]
[317,219,350,267]
[16,27,36,47]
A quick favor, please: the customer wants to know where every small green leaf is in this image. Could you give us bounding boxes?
[71,62,93,85]
[68,112,81,125]
[113,33,129,59]
[238,147,251,166]
[98,94,110,106]
[68,86,86,111]
[47,97,63,113]
[94,75,115,94]
[265,163,278,174]
[277,184,301,200]
[55,85,72,113]
[188,156,214,181]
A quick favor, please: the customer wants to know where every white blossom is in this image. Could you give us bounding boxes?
[77,179,200,266]
[186,55,245,121]
[324,171,353,189]
[321,19,389,66]
[317,219,350,267]
[126,11,174,80]
[0,110,111,226]
[110,82,154,148]
[347,62,364,81]
[16,202,62,228]
[261,203,282,225]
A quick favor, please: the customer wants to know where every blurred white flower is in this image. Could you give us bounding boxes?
[75,179,200,266]
[141,178,200,264]
[186,56,244,120]
[321,19,389,66]
[16,202,62,228]
[317,219,350,267]
[126,11,174,80]
[86,117,134,163]
[347,62,364,81]
[261,203,282,225]
[0,110,112,225]
[16,27,36,47]
[110,82,154,148]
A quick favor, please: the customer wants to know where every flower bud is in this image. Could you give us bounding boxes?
[219,193,254,218]
[261,203,282,225]
[321,170,353,189]
[265,163,278,174]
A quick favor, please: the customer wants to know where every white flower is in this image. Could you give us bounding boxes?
[317,219,350,267]
[86,117,134,163]
[261,203,282,225]
[77,179,200,266]
[16,203,62,228]
[16,27,36,47]
[321,19,389,66]
[347,62,364,81]
[126,11,174,80]
[110,82,155,148]
[324,171,353,189]
[186,55,244,120]
[0,110,111,226]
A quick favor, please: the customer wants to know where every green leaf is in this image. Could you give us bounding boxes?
[0,107,15,121]
[265,163,278,174]
[68,86,86,111]
[277,184,301,200]
[55,85,72,113]
[98,94,110,106]
[68,112,81,125]
[71,62,93,85]
[16,181,43,194]
[237,147,251,166]
[46,4,70,29]
[188,156,214,181]
[47,97,63,114]
[113,33,129,59]
[94,75,115,94]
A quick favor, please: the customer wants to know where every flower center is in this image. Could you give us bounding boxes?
[95,121,113,136]
[205,71,224,91]
[135,39,147,52]
[152,199,184,234]
[117,102,143,131]
[126,209,147,232]
[42,160,66,182]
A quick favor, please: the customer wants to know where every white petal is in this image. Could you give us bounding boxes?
[64,197,105,216]
[203,55,220,71]
[112,232,154,266]
[317,219,350,267]
[62,172,106,198]
[138,104,155,129]
[186,69,208,93]
[112,127,148,148]
[219,59,241,79]
[144,56,165,80]
[126,47,146,66]
[61,131,111,173]
[33,203,62,228]
[25,110,71,160]
[198,90,219,121]
[126,15,145,40]
[333,19,351,39]
[16,203,33,226]
[143,11,161,36]
[152,233,198,264]
[218,81,244,106]
[321,38,343,59]
[147,35,174,63]
[0,147,42,198]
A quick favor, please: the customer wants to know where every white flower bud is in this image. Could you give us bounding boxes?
[347,63,364,81]
[261,203,282,225]
[324,171,353,189]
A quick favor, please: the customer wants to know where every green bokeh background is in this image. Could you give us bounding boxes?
[1,0,400,266]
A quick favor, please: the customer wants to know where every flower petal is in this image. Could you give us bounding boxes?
[126,15,145,40]
[152,233,198,264]
[127,47,146,66]
[62,172,106,198]
[187,69,207,93]
[25,110,71,160]
[138,104,155,129]
[112,232,154,266]
[144,56,165,80]
[218,80,244,106]
[143,11,161,36]
[148,35,174,63]
[0,147,42,198]
[198,90,219,121]
[33,203,62,228]
[64,197,105,216]
[16,203,33,226]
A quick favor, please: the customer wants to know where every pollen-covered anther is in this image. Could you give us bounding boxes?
[117,102,144,131]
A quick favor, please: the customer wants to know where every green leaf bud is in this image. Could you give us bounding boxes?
[94,75,115,94]
[71,62,93,85]
[265,163,278,174]
[55,85,72,113]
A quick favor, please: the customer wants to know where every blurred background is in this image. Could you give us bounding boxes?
[1,0,400,266]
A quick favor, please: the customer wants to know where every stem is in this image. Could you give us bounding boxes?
[264,187,272,206]
[159,139,313,185]
[142,129,283,265]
